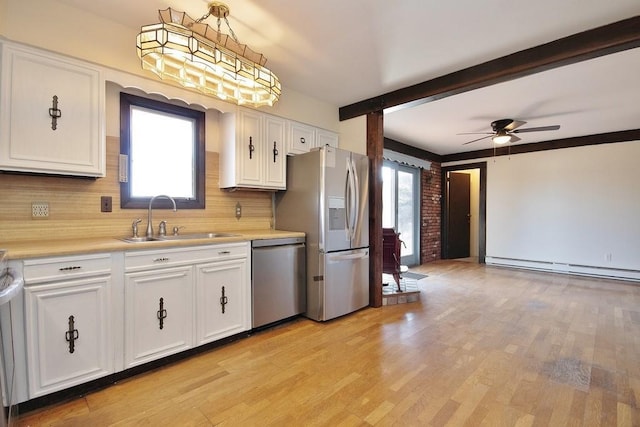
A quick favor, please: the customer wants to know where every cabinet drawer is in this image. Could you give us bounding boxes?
[288,121,316,155]
[125,243,248,272]
[23,253,111,284]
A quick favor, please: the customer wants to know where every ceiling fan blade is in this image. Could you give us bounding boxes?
[513,125,560,133]
[463,135,492,145]
[504,120,526,131]
[456,132,493,136]
[509,134,522,143]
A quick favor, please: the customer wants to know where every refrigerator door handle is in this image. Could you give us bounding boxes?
[328,251,368,261]
[350,157,360,237]
[345,157,357,240]
[345,163,352,239]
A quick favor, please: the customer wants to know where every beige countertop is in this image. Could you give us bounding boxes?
[2,229,305,259]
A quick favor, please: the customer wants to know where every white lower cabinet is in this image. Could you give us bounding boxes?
[195,258,248,345]
[123,243,250,368]
[23,254,113,398]
[124,265,193,368]
[18,243,250,402]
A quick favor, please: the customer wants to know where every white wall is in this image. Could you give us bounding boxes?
[448,141,640,279]
[0,0,340,133]
[338,116,367,155]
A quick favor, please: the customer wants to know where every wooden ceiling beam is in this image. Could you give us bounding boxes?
[339,16,640,121]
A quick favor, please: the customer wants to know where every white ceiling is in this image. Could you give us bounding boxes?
[59,0,640,155]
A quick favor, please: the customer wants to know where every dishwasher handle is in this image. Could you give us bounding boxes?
[253,243,305,252]
[251,237,305,248]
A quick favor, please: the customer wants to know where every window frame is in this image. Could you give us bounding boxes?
[382,160,421,266]
[119,92,206,209]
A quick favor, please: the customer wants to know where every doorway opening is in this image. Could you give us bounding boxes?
[382,161,420,266]
[442,162,487,263]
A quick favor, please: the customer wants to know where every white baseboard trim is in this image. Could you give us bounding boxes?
[485,257,640,282]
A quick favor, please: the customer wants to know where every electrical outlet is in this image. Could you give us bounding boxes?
[235,202,242,220]
[32,202,49,218]
[101,196,112,213]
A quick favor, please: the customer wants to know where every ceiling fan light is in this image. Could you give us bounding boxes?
[492,131,511,145]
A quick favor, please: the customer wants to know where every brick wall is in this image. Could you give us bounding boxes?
[420,162,442,264]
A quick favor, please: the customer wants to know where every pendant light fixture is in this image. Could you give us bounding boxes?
[136,2,281,107]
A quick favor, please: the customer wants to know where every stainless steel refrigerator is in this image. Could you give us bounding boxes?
[275,146,369,321]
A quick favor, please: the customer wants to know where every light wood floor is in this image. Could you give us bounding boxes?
[15,261,640,426]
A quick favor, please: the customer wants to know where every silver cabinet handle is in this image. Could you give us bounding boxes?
[218,251,231,255]
[153,257,170,263]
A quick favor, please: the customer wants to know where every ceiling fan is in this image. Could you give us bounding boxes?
[460,118,560,145]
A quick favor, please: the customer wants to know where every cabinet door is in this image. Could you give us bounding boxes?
[124,266,193,368]
[288,121,316,155]
[0,43,105,177]
[264,115,286,189]
[317,129,339,148]
[195,259,249,345]
[237,110,263,186]
[25,276,112,398]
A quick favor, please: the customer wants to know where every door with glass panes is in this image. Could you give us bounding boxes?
[382,161,420,266]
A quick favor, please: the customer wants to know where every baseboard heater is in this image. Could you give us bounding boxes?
[485,256,640,282]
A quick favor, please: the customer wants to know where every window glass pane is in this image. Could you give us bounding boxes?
[130,106,195,198]
[382,166,395,228]
[397,170,415,258]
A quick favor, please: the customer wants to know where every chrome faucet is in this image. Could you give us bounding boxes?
[146,195,177,238]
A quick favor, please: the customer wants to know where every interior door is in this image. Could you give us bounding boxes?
[447,172,471,259]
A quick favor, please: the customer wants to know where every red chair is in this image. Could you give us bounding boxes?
[382,228,407,292]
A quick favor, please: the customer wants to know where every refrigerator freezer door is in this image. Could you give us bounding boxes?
[307,248,369,321]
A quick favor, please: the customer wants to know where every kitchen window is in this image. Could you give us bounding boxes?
[120,93,205,209]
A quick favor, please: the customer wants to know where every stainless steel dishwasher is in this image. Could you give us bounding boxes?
[251,237,306,328]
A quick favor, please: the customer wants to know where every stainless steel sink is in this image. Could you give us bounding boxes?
[121,232,239,243]
[157,232,238,241]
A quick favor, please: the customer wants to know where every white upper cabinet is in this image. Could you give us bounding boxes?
[264,115,286,188]
[287,121,316,155]
[219,109,286,190]
[0,42,105,177]
[316,128,339,149]
[287,121,339,155]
